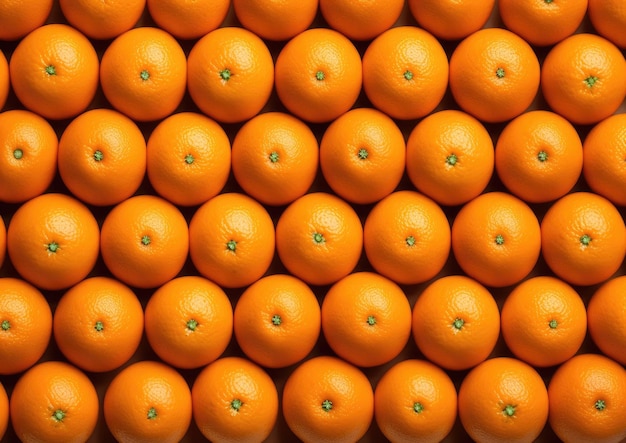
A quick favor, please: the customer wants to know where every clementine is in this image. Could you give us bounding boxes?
[0,217,4,269]
[192,356,279,443]
[588,0,626,48]
[408,0,495,41]
[232,0,319,41]
[0,0,54,41]
[0,381,7,440]
[188,192,275,288]
[0,49,8,110]
[0,277,52,375]
[587,275,626,366]
[59,0,146,40]
[7,193,100,291]
[319,0,404,41]
[147,0,231,40]
[233,273,321,368]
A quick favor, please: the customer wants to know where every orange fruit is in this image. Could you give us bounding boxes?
[274,27,363,123]
[449,27,540,123]
[282,355,374,443]
[582,113,626,207]
[192,356,279,443]
[0,109,58,204]
[144,275,233,369]
[275,192,363,286]
[0,277,52,375]
[319,0,404,41]
[58,108,147,207]
[232,0,319,41]
[501,276,587,368]
[59,0,146,40]
[100,194,189,289]
[406,109,494,207]
[53,276,144,373]
[362,26,449,121]
[0,49,8,110]
[495,109,583,203]
[412,275,500,371]
[498,0,588,47]
[10,361,99,443]
[548,353,626,443]
[146,111,231,207]
[189,192,275,289]
[541,33,626,126]
[0,381,7,440]
[458,357,549,443]
[363,190,451,285]
[0,216,5,269]
[0,0,53,41]
[231,111,319,207]
[233,273,321,368]
[9,23,99,120]
[104,360,193,443]
[7,193,100,291]
[451,191,541,288]
[540,191,626,287]
[147,0,231,40]
[588,0,626,49]
[187,26,274,124]
[374,359,458,443]
[408,0,495,41]
[319,107,406,205]
[100,26,187,122]
[321,271,412,368]
[587,275,626,366]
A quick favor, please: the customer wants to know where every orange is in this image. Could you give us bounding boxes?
[501,276,587,368]
[274,27,362,123]
[192,356,279,443]
[0,381,7,440]
[540,192,626,286]
[232,0,319,41]
[10,361,99,443]
[0,109,58,204]
[59,0,146,40]
[0,0,53,41]
[406,109,494,207]
[582,113,626,207]
[498,0,588,47]
[541,33,626,126]
[275,192,363,286]
[319,0,404,41]
[412,275,500,371]
[100,26,187,122]
[53,276,144,373]
[458,357,549,443]
[9,23,99,120]
[0,49,8,110]
[587,275,626,366]
[233,273,321,368]
[548,353,626,443]
[449,27,540,123]
[231,111,319,207]
[58,108,147,207]
[588,0,626,49]
[147,0,231,40]
[0,278,52,375]
[104,360,192,443]
[189,192,275,289]
[146,111,231,207]
[319,107,406,205]
[187,26,274,124]
[144,275,233,369]
[408,0,495,41]
[451,191,541,288]
[0,216,4,269]
[374,359,458,443]
[363,190,451,285]
[321,271,412,368]
[495,109,583,203]
[282,355,374,443]
[7,193,100,291]
[362,26,449,121]
[100,194,189,289]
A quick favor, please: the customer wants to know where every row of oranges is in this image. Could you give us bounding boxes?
[2,0,626,442]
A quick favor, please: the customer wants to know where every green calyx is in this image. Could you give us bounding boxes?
[315,71,325,81]
[269,151,279,163]
[548,319,558,329]
[220,68,231,81]
[312,232,325,244]
[446,153,458,166]
[272,314,282,326]
[52,409,66,422]
[45,65,57,76]
[226,240,237,252]
[580,234,592,247]
[452,318,464,330]
[185,154,194,165]
[367,315,376,326]
[503,404,516,417]
[404,70,414,81]
[147,407,157,420]
[1,320,9,331]
[94,150,104,162]
[357,148,368,160]
[585,76,598,88]
[47,241,59,253]
[141,235,151,246]
[406,235,416,247]
[496,67,505,78]
[13,148,23,159]
[140,70,150,81]
[495,234,505,245]
[321,399,333,412]
[231,399,243,412]
[595,399,606,411]
[186,319,198,331]
[537,151,548,162]
[94,321,104,332]
[413,402,424,413]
